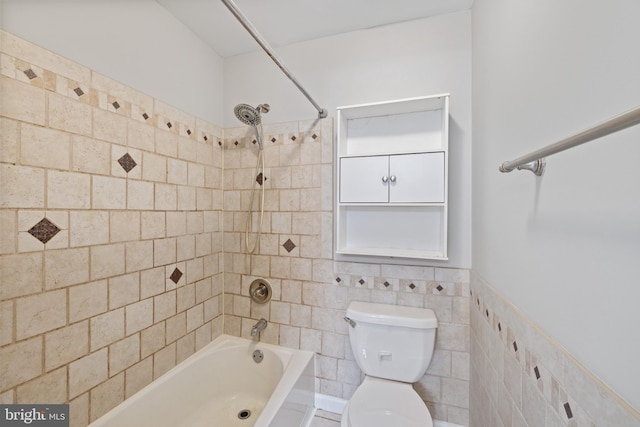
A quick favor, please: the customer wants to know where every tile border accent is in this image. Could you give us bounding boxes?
[1,30,223,147]
[470,271,640,427]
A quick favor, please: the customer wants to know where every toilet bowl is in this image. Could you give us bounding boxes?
[341,377,432,427]
[341,302,438,427]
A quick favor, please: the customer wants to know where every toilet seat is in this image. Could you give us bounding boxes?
[341,377,433,427]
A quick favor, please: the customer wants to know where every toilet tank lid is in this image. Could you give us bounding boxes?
[346,302,438,329]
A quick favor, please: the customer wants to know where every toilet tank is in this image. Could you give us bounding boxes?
[346,302,438,383]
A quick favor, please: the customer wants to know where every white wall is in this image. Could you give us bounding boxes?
[473,0,640,410]
[0,0,224,124]
[224,11,473,268]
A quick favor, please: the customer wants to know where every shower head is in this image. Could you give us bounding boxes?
[234,103,269,150]
[234,103,270,126]
[234,104,261,126]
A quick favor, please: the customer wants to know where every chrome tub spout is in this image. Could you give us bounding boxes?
[251,318,268,337]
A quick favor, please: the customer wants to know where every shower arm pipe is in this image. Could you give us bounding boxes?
[221,0,328,119]
[499,105,640,176]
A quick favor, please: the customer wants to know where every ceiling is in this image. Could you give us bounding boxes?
[156,0,474,57]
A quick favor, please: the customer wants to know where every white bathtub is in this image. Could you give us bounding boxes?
[90,335,316,427]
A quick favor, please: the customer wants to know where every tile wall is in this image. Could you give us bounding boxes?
[0,31,224,426]
[222,123,471,426]
[470,271,640,427]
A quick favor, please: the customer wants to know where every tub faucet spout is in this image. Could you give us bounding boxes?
[251,318,268,337]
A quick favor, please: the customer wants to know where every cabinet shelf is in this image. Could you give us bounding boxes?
[338,202,446,207]
[338,148,444,159]
[335,94,449,262]
[336,247,449,261]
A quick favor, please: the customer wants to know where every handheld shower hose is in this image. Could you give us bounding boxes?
[233,103,269,254]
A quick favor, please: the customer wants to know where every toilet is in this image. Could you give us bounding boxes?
[341,301,438,427]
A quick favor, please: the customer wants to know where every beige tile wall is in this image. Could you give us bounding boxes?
[0,31,224,425]
[470,272,640,427]
[222,121,471,426]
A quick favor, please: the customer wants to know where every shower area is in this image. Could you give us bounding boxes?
[222,109,335,341]
[0,26,338,424]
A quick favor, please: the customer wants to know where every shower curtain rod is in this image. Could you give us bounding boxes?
[221,0,328,120]
[499,105,640,175]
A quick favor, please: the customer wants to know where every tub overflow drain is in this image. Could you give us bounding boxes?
[252,349,264,363]
[238,409,251,420]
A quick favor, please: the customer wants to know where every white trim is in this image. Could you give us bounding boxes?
[433,421,466,427]
[314,394,347,414]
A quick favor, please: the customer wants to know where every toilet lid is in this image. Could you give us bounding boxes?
[346,378,433,427]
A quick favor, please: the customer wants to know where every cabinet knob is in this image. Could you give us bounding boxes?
[389,175,396,182]
[382,176,389,183]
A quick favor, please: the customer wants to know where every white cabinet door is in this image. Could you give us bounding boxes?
[389,152,445,203]
[341,152,445,203]
[340,156,388,202]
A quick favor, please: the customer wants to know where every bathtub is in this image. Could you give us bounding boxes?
[90,335,316,427]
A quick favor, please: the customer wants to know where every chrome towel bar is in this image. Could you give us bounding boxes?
[499,106,640,175]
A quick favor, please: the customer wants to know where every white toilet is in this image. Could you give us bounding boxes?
[341,301,438,427]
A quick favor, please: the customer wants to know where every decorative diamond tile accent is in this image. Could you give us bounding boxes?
[335,277,342,283]
[513,341,518,352]
[498,322,502,332]
[256,173,266,185]
[283,239,296,253]
[485,309,489,317]
[28,218,60,244]
[203,135,208,141]
[112,101,120,110]
[271,137,276,143]
[291,135,297,141]
[312,133,318,139]
[118,153,137,173]
[169,268,183,284]
[409,283,416,290]
[358,278,365,285]
[534,366,541,380]
[252,139,257,145]
[74,87,85,97]
[234,141,239,146]
[187,129,192,135]
[142,113,149,120]
[383,281,390,288]
[24,69,38,80]
[436,284,444,292]
[218,141,223,146]
[166,122,172,129]
[563,402,573,419]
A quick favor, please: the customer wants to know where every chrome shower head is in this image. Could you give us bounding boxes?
[234,104,261,126]
[234,103,269,150]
